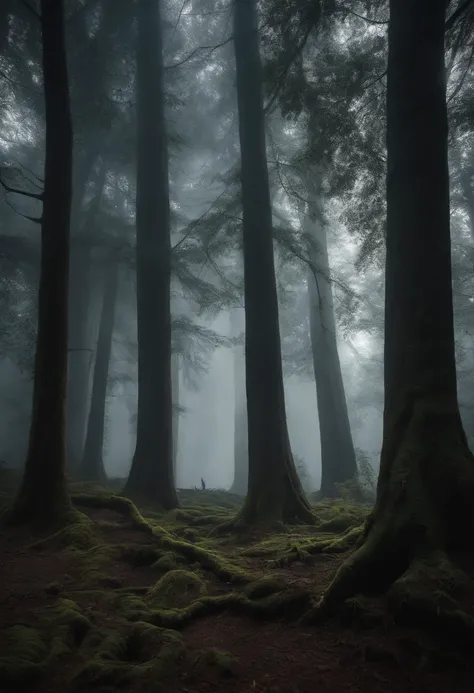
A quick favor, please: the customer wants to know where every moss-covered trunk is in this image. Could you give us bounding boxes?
[233,0,313,524]
[79,259,119,482]
[10,0,73,524]
[318,0,474,612]
[123,0,178,510]
[302,173,358,498]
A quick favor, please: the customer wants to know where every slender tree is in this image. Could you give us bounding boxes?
[123,0,178,509]
[9,0,73,523]
[230,308,248,496]
[301,171,358,497]
[171,351,180,480]
[233,0,314,524]
[318,0,474,610]
[79,258,118,482]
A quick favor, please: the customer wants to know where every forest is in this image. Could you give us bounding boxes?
[1,0,474,691]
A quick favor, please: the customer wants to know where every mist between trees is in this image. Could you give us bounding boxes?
[1,0,474,646]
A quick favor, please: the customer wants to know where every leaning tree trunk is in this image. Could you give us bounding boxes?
[10,0,73,524]
[230,307,248,496]
[302,174,358,497]
[123,0,178,509]
[233,0,313,524]
[79,258,118,482]
[317,0,474,615]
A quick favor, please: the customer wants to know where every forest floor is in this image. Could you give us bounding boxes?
[0,472,473,693]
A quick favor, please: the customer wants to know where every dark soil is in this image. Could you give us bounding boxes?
[1,486,473,693]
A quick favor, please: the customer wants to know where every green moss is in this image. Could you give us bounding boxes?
[0,626,48,690]
[29,510,95,550]
[244,576,285,599]
[149,584,314,629]
[152,551,186,572]
[41,598,92,646]
[199,647,238,677]
[316,512,363,533]
[148,569,207,608]
[120,544,162,567]
[74,621,184,687]
[117,594,152,623]
[322,525,364,553]
[71,493,250,584]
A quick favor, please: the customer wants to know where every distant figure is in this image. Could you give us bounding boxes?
[200,477,206,491]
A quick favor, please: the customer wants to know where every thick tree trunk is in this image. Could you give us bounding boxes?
[302,176,358,497]
[79,259,118,482]
[318,0,474,612]
[233,0,313,524]
[123,0,178,509]
[10,0,73,524]
[230,308,248,496]
[171,350,179,481]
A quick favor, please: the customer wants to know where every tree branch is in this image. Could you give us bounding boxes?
[446,0,474,31]
[20,0,41,20]
[164,37,233,69]
[0,177,43,201]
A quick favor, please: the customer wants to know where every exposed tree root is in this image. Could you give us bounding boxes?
[271,525,363,567]
[302,397,474,646]
[148,586,314,629]
[71,493,251,583]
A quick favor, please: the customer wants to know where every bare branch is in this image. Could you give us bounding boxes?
[165,36,233,70]
[446,0,474,32]
[2,196,41,224]
[20,0,41,20]
[337,7,388,25]
[0,177,43,201]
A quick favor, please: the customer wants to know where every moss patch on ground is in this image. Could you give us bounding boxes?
[2,481,472,691]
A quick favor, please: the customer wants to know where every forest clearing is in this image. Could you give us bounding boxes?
[1,474,474,693]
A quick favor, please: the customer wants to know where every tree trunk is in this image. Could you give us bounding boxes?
[10,0,73,524]
[230,308,248,496]
[233,0,313,524]
[79,259,118,482]
[123,0,178,509]
[66,158,105,473]
[318,0,474,612]
[302,175,358,497]
[171,350,180,482]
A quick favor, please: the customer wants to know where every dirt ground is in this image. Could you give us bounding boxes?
[1,487,473,693]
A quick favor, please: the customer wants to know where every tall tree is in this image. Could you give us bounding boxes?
[79,258,118,482]
[10,0,73,523]
[233,0,313,524]
[230,307,248,496]
[318,0,474,610]
[171,351,180,481]
[123,0,178,509]
[301,171,358,497]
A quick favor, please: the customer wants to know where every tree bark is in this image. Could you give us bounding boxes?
[302,174,358,497]
[123,0,178,509]
[10,0,73,524]
[317,0,474,612]
[230,308,248,496]
[79,259,118,482]
[233,0,313,524]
